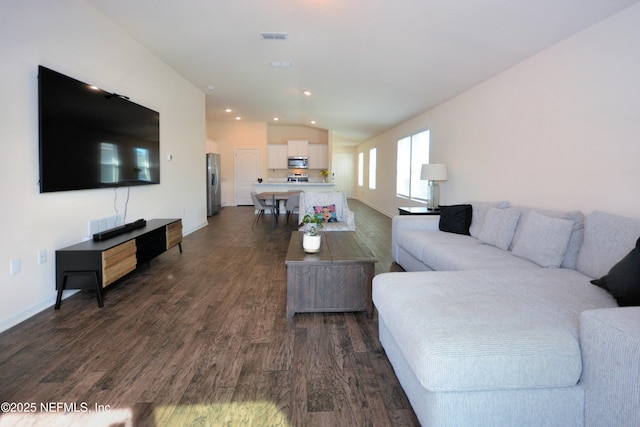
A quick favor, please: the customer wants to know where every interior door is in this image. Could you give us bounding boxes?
[332,151,355,197]
[235,148,261,205]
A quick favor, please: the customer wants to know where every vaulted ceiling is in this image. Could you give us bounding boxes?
[86,0,639,141]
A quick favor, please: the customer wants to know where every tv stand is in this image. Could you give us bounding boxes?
[55,218,182,309]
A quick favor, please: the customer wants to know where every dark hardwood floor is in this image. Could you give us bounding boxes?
[0,200,417,427]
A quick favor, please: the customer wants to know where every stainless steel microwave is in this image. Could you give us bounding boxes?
[288,156,308,169]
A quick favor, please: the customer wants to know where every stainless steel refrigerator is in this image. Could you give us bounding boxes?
[206,153,221,215]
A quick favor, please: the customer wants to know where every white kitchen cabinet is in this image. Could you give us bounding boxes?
[287,140,309,157]
[308,144,328,169]
[267,144,288,169]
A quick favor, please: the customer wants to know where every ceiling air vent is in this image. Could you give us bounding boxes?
[270,61,293,68]
[260,32,288,40]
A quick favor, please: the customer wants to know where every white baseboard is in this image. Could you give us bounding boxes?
[0,290,79,333]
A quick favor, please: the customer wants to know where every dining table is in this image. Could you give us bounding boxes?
[258,191,292,229]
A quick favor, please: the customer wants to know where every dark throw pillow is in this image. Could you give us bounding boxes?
[591,236,640,306]
[439,204,472,235]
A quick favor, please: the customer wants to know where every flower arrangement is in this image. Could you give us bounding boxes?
[299,213,324,236]
[320,169,330,178]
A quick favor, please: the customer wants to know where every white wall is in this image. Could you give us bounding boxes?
[358,3,640,219]
[207,121,268,206]
[0,0,207,332]
[268,125,328,145]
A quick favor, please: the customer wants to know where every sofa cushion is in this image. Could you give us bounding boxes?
[396,229,475,262]
[510,207,584,269]
[438,204,472,235]
[397,228,540,272]
[468,201,510,238]
[478,207,520,250]
[512,211,574,268]
[372,269,617,392]
[394,228,536,272]
[420,239,539,271]
[591,237,640,306]
[576,211,640,279]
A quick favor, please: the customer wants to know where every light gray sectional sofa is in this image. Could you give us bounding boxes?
[373,202,640,427]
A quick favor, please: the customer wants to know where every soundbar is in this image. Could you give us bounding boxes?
[93,219,146,241]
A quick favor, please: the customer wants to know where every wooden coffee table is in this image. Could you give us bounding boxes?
[285,231,377,318]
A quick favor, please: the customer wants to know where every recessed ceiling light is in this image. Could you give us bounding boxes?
[310,120,316,125]
[235,116,241,120]
[273,117,279,121]
[207,85,215,91]
[303,90,312,96]
[225,108,232,113]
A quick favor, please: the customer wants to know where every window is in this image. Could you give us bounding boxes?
[135,148,151,181]
[100,142,119,184]
[357,151,364,187]
[396,129,430,200]
[368,148,377,189]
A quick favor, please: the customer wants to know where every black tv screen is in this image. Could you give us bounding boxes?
[38,66,160,193]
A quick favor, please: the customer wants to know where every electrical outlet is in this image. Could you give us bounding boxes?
[89,219,100,236]
[38,249,47,265]
[106,215,117,229]
[10,258,21,275]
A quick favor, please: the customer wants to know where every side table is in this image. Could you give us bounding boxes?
[398,207,440,215]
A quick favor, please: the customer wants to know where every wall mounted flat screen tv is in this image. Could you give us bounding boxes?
[38,66,160,193]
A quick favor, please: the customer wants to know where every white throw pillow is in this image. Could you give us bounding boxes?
[512,211,574,268]
[469,201,511,238]
[478,207,521,250]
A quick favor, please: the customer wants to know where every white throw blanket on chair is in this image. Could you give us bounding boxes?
[298,192,356,231]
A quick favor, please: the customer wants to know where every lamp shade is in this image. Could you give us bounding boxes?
[420,163,448,181]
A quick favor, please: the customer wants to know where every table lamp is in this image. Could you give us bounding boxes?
[420,163,448,210]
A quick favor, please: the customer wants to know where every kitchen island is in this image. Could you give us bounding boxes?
[254,182,336,216]
[254,181,335,193]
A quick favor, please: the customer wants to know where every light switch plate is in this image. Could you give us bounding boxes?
[38,249,47,265]
[10,258,21,275]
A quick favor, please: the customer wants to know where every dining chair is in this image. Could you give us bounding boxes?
[251,191,275,228]
[285,191,301,225]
